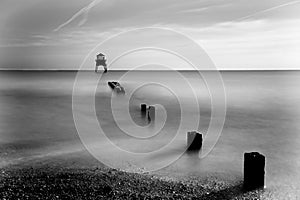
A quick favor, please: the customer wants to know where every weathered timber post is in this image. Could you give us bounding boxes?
[244,152,265,190]
[141,104,147,113]
[147,106,155,121]
[187,131,203,151]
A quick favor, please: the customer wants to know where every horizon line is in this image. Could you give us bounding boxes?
[0,69,300,72]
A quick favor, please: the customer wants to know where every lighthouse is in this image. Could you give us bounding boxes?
[95,53,107,73]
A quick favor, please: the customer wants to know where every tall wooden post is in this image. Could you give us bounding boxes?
[244,152,265,190]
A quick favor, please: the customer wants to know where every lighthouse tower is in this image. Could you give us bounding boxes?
[95,53,107,73]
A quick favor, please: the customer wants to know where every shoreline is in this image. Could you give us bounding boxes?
[0,158,265,200]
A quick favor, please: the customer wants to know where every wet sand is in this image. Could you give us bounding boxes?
[0,151,265,200]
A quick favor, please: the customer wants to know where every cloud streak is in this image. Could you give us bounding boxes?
[53,0,105,32]
[236,0,300,21]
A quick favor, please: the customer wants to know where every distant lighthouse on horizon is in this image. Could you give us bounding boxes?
[95,53,107,73]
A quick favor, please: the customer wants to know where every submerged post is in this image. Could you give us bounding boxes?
[147,106,155,121]
[187,131,203,151]
[107,81,125,94]
[244,152,265,190]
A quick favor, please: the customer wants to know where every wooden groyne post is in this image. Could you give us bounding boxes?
[187,131,203,151]
[141,104,147,113]
[244,152,265,190]
[147,106,155,121]
[107,81,125,94]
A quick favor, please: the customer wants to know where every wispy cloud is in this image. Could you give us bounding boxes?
[236,0,300,21]
[53,0,105,32]
[178,7,209,14]
[2,0,300,70]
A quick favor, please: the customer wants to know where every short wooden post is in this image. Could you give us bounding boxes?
[148,106,155,121]
[187,131,203,151]
[141,104,147,113]
[244,152,265,190]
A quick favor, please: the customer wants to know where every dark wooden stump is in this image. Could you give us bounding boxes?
[187,131,203,151]
[244,152,265,190]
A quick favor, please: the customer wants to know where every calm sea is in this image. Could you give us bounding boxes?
[0,70,300,199]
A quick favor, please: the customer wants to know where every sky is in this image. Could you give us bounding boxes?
[0,0,300,70]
